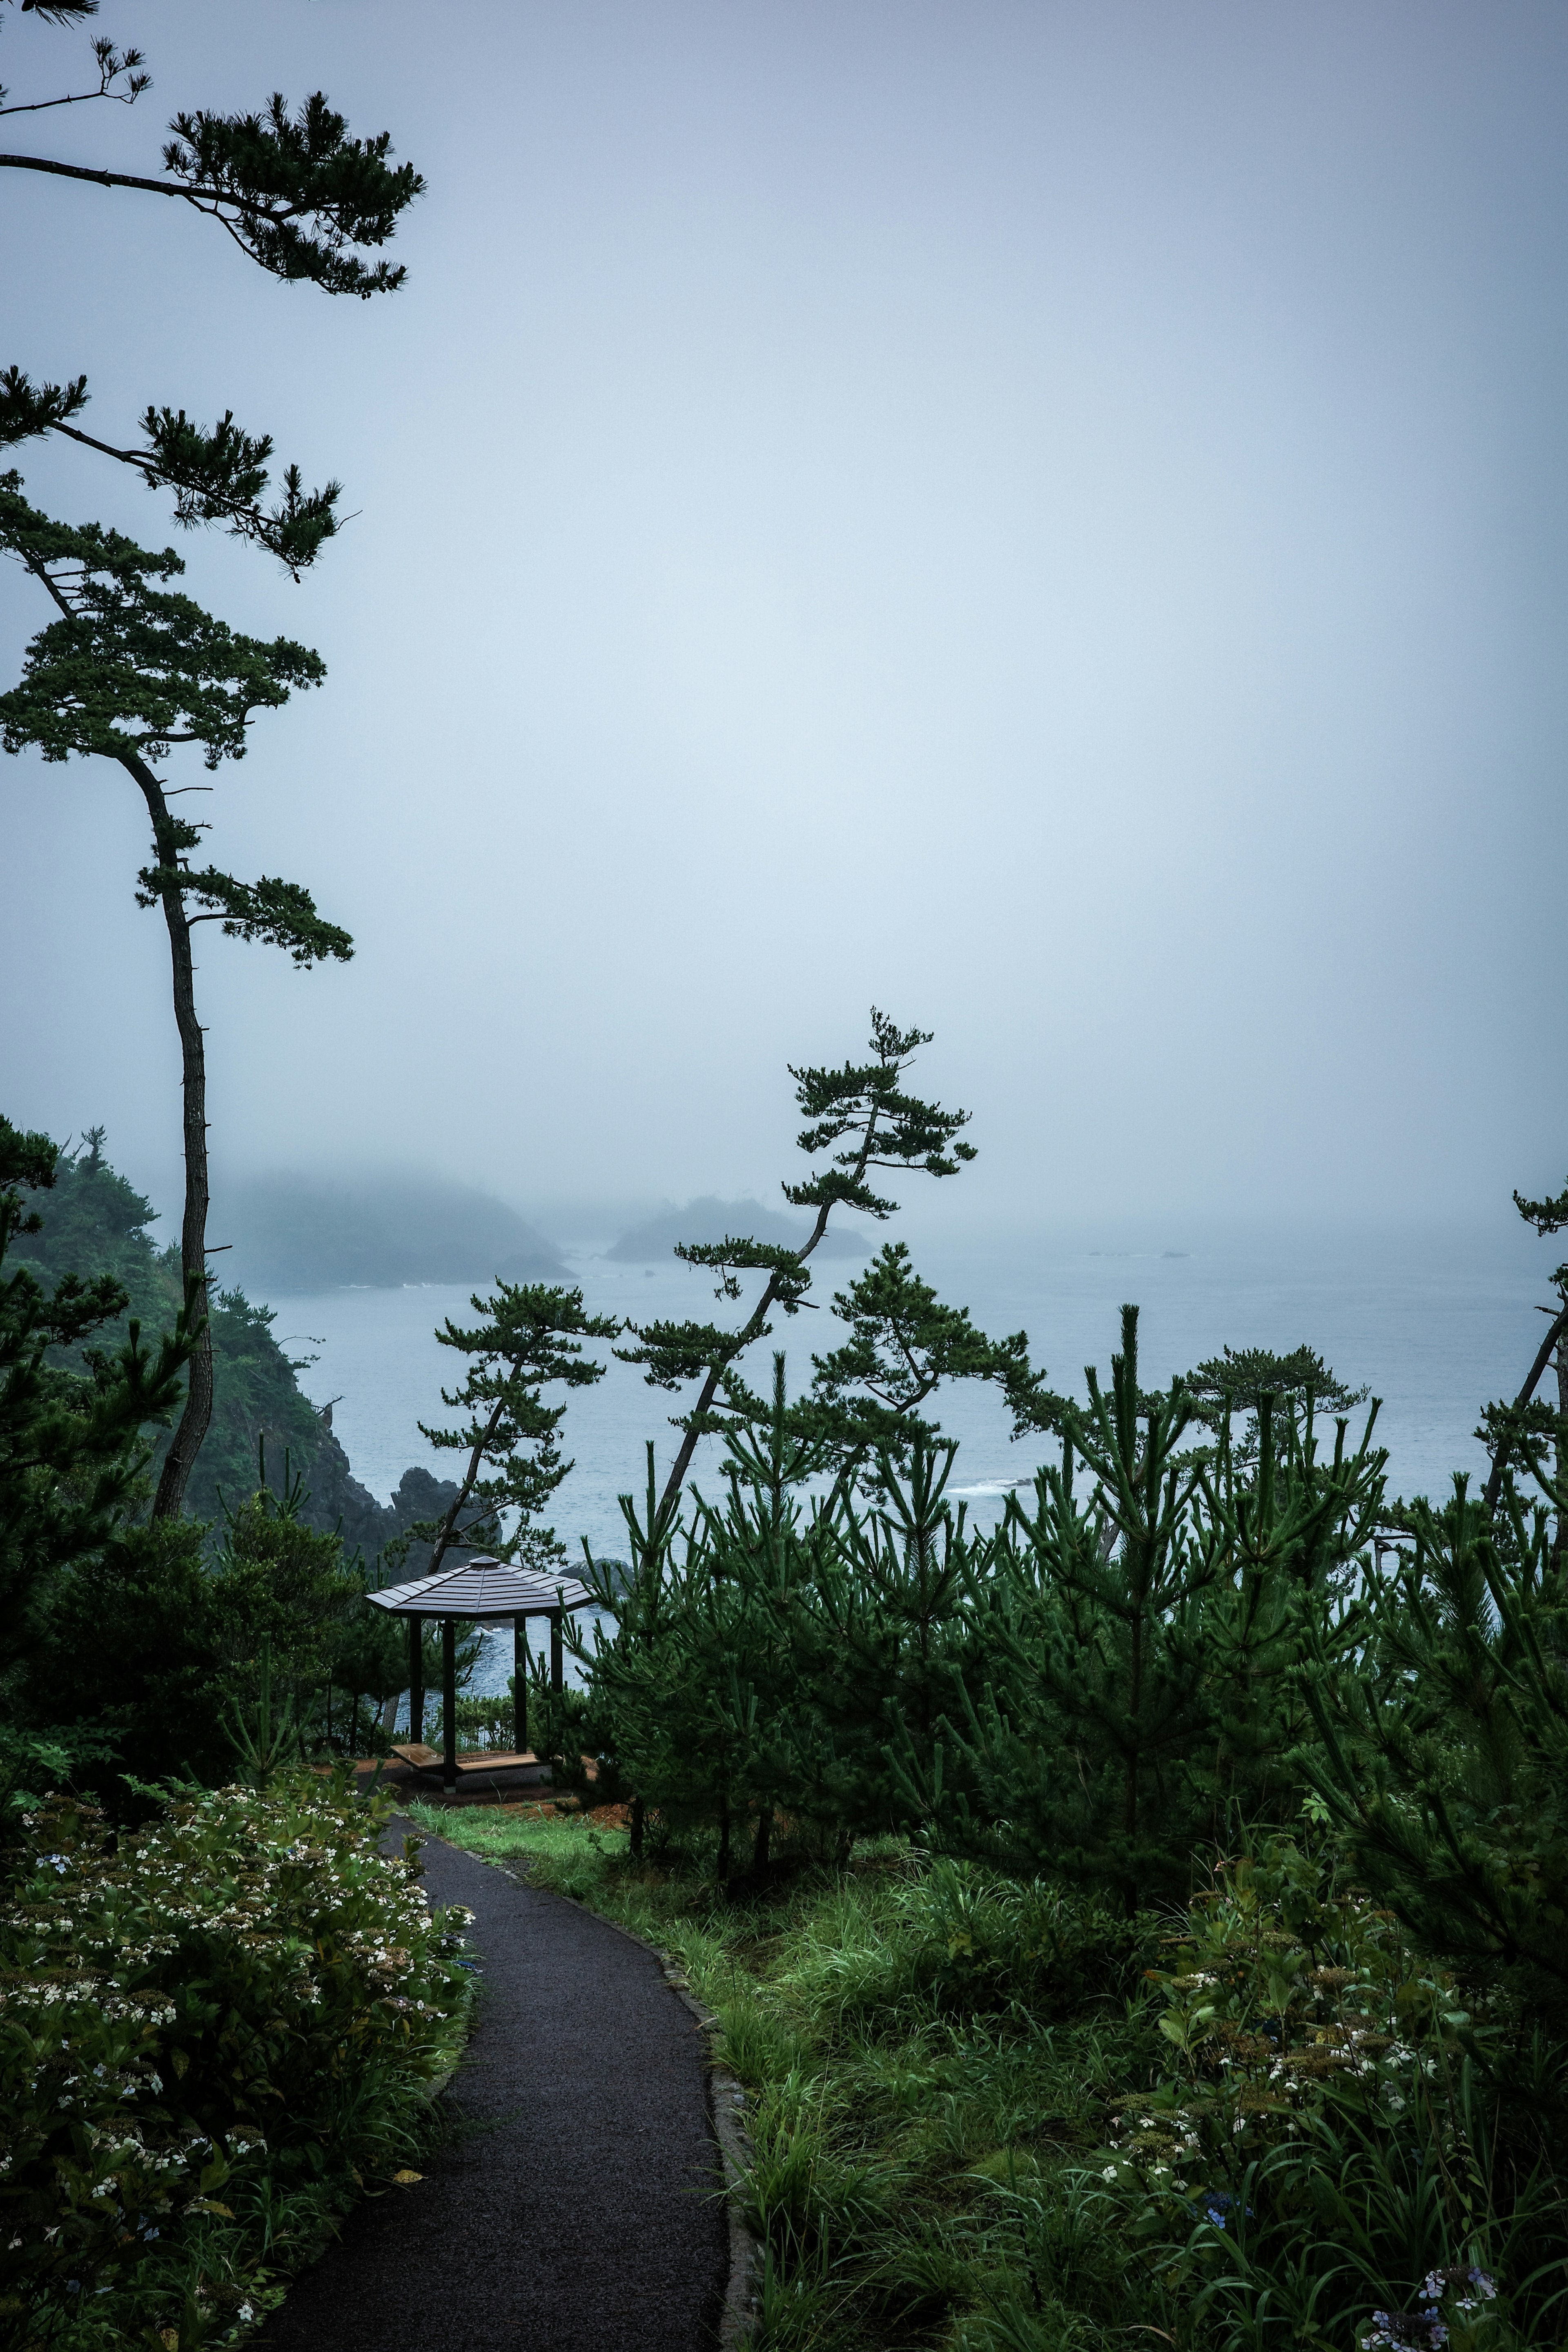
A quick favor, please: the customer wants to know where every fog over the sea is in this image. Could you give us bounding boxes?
[2,0,1565,1236]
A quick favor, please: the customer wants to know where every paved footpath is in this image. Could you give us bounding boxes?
[261,1821,730,2352]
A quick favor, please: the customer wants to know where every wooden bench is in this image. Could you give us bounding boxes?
[390,1743,549,1777]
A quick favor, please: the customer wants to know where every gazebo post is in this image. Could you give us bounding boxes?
[550,1607,563,1695]
[408,1614,423,1745]
[442,1617,457,1795]
[513,1615,528,1754]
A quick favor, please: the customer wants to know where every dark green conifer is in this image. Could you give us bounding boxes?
[619,1010,980,1534]
[416,1284,621,1579]
[2,7,420,1508]
[0,483,349,1515]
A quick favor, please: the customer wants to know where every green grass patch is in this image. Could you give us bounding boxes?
[410,1806,1166,2350]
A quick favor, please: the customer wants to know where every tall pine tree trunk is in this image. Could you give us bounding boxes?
[124,751,214,1520]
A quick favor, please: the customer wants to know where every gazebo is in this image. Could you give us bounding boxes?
[366,1556,593,1794]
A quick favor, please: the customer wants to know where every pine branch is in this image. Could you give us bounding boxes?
[0,90,422,296]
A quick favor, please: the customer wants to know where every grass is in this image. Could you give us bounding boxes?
[408,1803,1568,2350]
[408,1802,1166,2351]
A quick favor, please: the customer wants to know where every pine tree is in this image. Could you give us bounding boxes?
[799,1428,988,1846]
[1301,1477,1568,2035]
[416,1283,621,1578]
[904,1311,1385,1907]
[0,11,422,302]
[1478,1176,1568,1525]
[2,6,421,1509]
[800,1238,1049,1491]
[0,484,350,1515]
[1185,1383,1385,1842]
[619,1009,979,1537]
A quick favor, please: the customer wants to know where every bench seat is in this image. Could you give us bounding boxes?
[390,1743,548,1775]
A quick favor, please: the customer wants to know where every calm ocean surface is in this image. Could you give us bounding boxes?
[262,1221,1552,1699]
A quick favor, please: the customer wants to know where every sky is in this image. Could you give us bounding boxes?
[2,0,1565,1237]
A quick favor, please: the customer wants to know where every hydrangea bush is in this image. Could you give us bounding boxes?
[1089,1837,1536,2348]
[0,1771,473,2349]
[1103,1835,1460,2192]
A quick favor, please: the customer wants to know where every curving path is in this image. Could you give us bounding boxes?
[261,1821,730,2352]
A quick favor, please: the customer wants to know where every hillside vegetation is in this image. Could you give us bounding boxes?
[16,1134,458,1562]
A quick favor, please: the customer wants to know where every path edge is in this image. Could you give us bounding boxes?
[458,1841,763,2350]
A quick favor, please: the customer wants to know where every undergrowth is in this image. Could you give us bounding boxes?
[416,1802,1568,2352]
[2,1772,474,2351]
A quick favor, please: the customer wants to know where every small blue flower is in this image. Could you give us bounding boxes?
[1420,2267,1496,2314]
[1364,2310,1448,2350]
[1191,2189,1252,2231]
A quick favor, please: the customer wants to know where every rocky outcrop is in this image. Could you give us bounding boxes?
[298,1414,466,1584]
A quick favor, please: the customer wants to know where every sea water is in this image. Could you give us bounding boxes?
[264,1220,1553,1700]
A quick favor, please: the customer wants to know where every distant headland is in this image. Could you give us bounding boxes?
[220,1171,569,1294]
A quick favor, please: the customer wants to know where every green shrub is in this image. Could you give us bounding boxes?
[0,1771,472,2347]
[26,1519,232,1814]
[1096,1836,1568,2348]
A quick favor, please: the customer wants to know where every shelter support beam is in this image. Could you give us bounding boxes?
[409,1614,423,1746]
[442,1617,457,1795]
[514,1616,528,1753]
[550,1608,563,1695]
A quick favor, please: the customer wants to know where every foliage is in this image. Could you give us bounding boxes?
[12,1128,363,1530]
[618,1009,993,1533]
[24,1516,232,1811]
[574,1361,1006,1871]
[1469,1180,1568,1519]
[1089,1835,1568,2351]
[793,1237,1048,1485]
[1302,1479,1568,2040]
[0,1774,471,2348]
[904,1306,1386,1907]
[223,1636,304,1789]
[428,1692,520,1755]
[1182,1341,1370,1472]
[9,1129,171,1338]
[0,1115,194,1809]
[18,1423,421,1820]
[572,1301,1384,1915]
[0,477,328,777]
[0,16,421,303]
[157,91,424,299]
[0,368,343,575]
[416,1279,619,1577]
[207,1475,365,1709]
[573,1308,1389,1908]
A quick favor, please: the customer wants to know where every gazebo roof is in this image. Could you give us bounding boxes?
[366,1556,594,1621]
